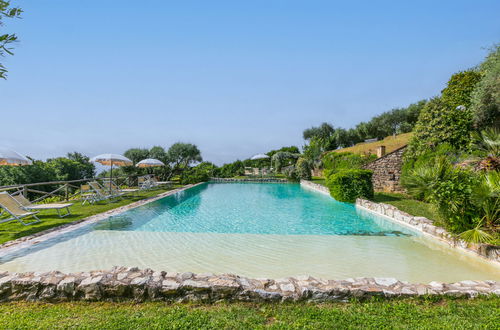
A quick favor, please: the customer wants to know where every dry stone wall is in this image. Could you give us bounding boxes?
[0,267,498,303]
[363,146,406,193]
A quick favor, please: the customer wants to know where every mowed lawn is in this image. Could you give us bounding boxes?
[0,298,498,329]
[0,186,181,244]
[372,192,441,222]
[310,179,440,223]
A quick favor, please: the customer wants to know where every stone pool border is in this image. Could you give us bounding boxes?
[300,180,500,265]
[0,266,498,302]
[0,183,204,255]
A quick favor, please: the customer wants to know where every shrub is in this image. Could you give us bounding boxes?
[441,70,481,109]
[180,162,216,184]
[431,168,481,233]
[402,156,484,233]
[405,97,474,160]
[401,144,461,200]
[326,169,373,203]
[322,152,375,178]
[295,158,312,180]
[470,45,500,129]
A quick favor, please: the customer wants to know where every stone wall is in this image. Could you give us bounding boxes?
[300,180,330,195]
[356,199,500,264]
[364,146,406,193]
[0,267,497,303]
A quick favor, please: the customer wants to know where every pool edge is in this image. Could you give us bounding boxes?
[299,180,500,267]
[0,183,205,256]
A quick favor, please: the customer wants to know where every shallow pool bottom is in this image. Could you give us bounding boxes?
[1,230,499,283]
[0,183,499,283]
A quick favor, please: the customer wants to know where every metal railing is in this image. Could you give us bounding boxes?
[0,176,140,203]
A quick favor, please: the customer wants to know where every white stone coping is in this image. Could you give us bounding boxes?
[300,180,330,195]
[0,183,204,257]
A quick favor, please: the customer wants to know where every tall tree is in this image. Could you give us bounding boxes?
[470,45,500,129]
[302,122,337,153]
[124,148,150,164]
[167,142,202,174]
[0,1,22,79]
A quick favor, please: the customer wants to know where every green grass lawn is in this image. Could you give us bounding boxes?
[0,298,498,329]
[0,186,180,245]
[308,179,440,223]
[372,192,441,222]
[311,176,326,186]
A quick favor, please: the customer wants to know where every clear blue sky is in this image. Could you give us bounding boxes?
[1,0,499,165]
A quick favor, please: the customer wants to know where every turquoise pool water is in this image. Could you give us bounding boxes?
[0,183,499,282]
[98,183,414,236]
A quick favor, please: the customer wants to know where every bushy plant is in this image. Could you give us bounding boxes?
[326,169,373,203]
[282,166,299,181]
[430,167,480,233]
[180,162,216,184]
[322,152,375,178]
[402,156,489,234]
[271,151,300,172]
[295,158,312,180]
[470,45,500,129]
[217,160,245,178]
[405,98,474,160]
[440,70,481,109]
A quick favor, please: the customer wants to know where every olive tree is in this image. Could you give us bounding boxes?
[0,1,22,79]
[167,142,202,175]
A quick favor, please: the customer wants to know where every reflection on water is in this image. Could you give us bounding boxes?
[92,183,418,236]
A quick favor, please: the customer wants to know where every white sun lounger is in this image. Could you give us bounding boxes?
[13,194,73,218]
[0,192,41,226]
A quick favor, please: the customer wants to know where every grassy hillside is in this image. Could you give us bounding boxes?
[332,133,412,156]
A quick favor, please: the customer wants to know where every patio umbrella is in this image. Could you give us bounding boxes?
[0,148,32,166]
[136,158,165,168]
[250,154,271,176]
[250,154,270,160]
[90,154,132,190]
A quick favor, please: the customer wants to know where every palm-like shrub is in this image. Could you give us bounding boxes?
[459,171,499,244]
[402,156,451,201]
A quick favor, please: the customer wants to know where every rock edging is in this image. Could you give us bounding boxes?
[0,267,498,303]
[356,199,500,264]
[300,180,330,195]
[300,180,500,265]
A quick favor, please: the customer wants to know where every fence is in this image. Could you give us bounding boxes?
[0,175,142,203]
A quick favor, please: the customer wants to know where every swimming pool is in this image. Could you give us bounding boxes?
[0,183,498,282]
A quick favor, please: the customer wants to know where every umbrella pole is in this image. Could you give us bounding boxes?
[110,161,113,192]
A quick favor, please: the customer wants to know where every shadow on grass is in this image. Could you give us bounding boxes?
[371,192,405,203]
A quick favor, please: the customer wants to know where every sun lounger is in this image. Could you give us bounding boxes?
[150,177,172,187]
[0,192,41,226]
[80,184,99,205]
[103,180,139,195]
[138,176,151,190]
[13,194,73,218]
[88,181,116,201]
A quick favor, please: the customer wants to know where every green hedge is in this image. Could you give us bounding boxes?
[326,169,374,203]
[322,152,375,178]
